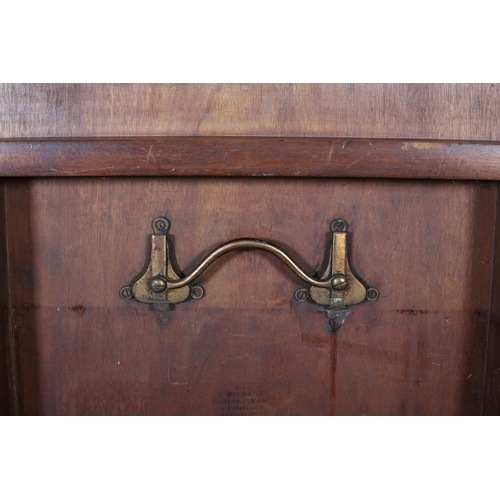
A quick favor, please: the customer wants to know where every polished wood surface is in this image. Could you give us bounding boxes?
[2,138,500,180]
[1,84,500,141]
[4,177,496,415]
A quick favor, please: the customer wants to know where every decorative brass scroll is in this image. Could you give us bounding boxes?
[120,217,378,329]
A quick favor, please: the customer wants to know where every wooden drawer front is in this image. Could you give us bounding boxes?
[4,176,495,415]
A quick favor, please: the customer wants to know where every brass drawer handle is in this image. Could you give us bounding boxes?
[152,237,344,290]
[120,217,378,329]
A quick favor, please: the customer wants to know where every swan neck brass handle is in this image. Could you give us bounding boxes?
[168,238,333,290]
[120,218,379,328]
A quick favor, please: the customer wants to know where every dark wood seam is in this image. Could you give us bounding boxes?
[482,183,500,414]
[4,183,18,415]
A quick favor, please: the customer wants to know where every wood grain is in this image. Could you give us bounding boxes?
[0,183,11,414]
[4,181,34,415]
[5,177,495,415]
[2,138,500,180]
[1,84,500,141]
[484,189,500,415]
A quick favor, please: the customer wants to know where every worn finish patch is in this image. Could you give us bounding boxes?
[323,308,351,333]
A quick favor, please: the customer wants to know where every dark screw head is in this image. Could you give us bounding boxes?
[152,217,169,234]
[190,285,205,299]
[120,286,133,300]
[366,287,379,301]
[294,288,308,301]
[331,219,348,233]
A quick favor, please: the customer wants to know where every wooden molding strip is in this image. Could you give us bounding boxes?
[1,137,500,179]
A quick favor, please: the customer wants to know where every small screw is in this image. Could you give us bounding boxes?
[331,273,348,290]
[331,219,348,232]
[120,286,133,300]
[150,277,168,293]
[295,288,309,301]
[152,217,170,234]
[190,285,205,299]
[366,287,379,301]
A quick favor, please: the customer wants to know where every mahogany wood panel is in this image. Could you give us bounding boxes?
[484,191,500,415]
[0,183,10,414]
[1,84,500,141]
[2,138,500,180]
[5,177,496,415]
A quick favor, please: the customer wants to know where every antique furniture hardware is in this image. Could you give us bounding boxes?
[120,217,378,327]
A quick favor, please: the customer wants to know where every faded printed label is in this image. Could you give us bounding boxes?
[213,390,268,416]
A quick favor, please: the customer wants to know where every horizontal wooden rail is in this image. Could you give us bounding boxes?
[1,137,500,179]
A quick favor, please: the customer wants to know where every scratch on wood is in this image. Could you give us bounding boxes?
[141,145,156,163]
[427,352,451,367]
[327,144,334,163]
[72,166,116,174]
[345,142,376,170]
[187,323,233,390]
